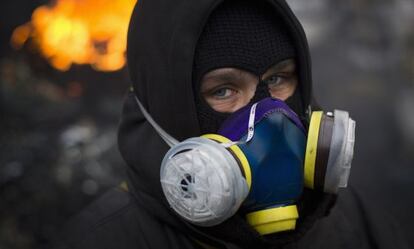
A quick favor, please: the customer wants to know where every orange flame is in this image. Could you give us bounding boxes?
[11,0,136,72]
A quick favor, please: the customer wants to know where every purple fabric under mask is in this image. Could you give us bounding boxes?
[218,97,305,141]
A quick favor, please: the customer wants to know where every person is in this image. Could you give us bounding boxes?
[55,0,409,248]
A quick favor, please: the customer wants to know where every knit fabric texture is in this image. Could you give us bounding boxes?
[193,0,296,134]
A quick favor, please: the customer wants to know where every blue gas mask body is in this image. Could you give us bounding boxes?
[219,98,306,211]
[212,98,307,234]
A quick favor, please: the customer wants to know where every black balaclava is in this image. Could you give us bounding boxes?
[193,0,298,134]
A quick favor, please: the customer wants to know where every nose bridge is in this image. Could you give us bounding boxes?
[249,79,271,105]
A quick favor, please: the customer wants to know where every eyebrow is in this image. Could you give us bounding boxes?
[202,69,246,82]
[267,59,295,72]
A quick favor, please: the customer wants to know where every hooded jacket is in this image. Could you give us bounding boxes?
[56,0,410,249]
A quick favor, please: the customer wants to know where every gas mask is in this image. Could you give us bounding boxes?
[133,95,355,235]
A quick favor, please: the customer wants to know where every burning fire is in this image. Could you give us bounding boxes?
[11,0,136,72]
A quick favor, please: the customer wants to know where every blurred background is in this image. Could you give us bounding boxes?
[0,0,413,248]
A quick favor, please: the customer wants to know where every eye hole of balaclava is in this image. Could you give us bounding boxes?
[192,0,299,134]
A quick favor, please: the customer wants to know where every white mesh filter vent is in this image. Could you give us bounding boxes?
[160,137,249,226]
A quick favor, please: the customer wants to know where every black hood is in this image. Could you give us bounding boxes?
[119,0,333,247]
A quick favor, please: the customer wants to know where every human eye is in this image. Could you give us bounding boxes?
[263,75,283,87]
[211,87,236,99]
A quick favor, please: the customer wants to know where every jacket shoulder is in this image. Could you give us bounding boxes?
[54,188,147,249]
[297,187,410,249]
[54,188,201,249]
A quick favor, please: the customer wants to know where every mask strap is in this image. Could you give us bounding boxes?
[223,102,258,148]
[133,88,258,149]
[133,94,179,147]
[245,102,258,143]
